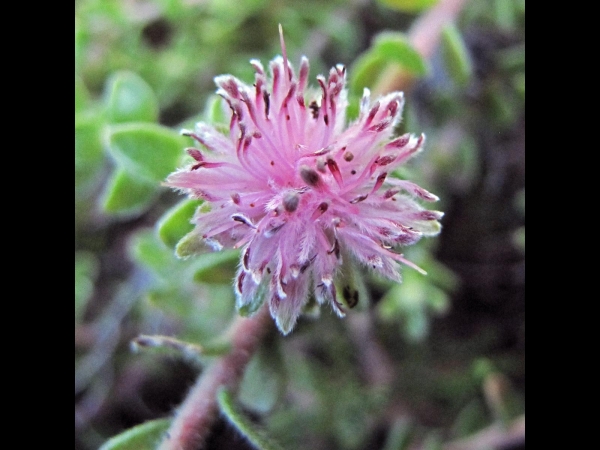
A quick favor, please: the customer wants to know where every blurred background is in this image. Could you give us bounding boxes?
[75,0,524,449]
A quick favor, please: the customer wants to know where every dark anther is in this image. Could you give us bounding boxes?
[309,101,320,119]
[283,191,300,213]
[300,166,321,187]
[263,91,270,118]
[243,247,250,270]
[237,271,245,294]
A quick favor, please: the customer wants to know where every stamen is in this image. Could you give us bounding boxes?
[383,189,400,199]
[371,172,387,193]
[300,255,316,274]
[309,101,320,119]
[243,246,251,270]
[263,91,271,119]
[186,148,204,161]
[365,101,380,126]
[283,191,300,213]
[375,155,397,166]
[369,119,392,132]
[231,214,257,229]
[191,161,226,170]
[327,238,340,259]
[311,202,329,220]
[416,210,444,221]
[326,158,343,187]
[350,194,368,204]
[298,56,310,92]
[386,133,411,149]
[300,165,321,187]
[236,271,245,294]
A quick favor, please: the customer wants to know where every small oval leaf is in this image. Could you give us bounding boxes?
[157,198,202,248]
[101,168,158,216]
[218,389,285,450]
[441,24,473,87]
[106,122,186,182]
[98,418,171,450]
[373,32,428,77]
[105,71,159,124]
[349,52,388,96]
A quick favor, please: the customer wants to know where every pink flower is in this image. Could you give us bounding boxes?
[166,32,442,334]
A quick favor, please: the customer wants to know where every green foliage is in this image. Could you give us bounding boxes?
[381,418,413,450]
[75,251,99,322]
[157,198,202,248]
[239,346,285,414]
[105,71,159,124]
[378,0,439,13]
[76,1,525,448]
[378,249,458,341]
[440,24,472,87]
[101,169,158,216]
[350,31,427,96]
[350,51,389,96]
[218,389,285,450]
[106,123,186,182]
[129,229,236,341]
[75,114,104,191]
[374,32,429,76]
[98,419,171,450]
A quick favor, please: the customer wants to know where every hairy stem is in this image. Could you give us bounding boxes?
[372,0,469,97]
[158,304,273,450]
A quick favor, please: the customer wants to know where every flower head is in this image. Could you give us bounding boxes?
[166,30,442,334]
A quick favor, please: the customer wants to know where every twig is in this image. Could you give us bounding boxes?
[158,304,273,450]
[442,414,525,450]
[372,0,470,97]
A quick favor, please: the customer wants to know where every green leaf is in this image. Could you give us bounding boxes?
[75,251,99,322]
[105,71,159,124]
[493,0,516,30]
[192,249,239,284]
[75,17,87,73]
[441,24,472,87]
[218,389,285,450]
[98,418,171,450]
[130,229,175,273]
[75,114,106,197]
[75,116,104,172]
[382,418,413,450]
[175,229,207,259]
[373,32,428,77]
[106,122,186,182]
[513,73,525,101]
[349,51,388,96]
[75,75,90,113]
[239,347,284,413]
[156,198,202,248]
[350,32,428,96]
[378,0,438,12]
[101,168,158,216]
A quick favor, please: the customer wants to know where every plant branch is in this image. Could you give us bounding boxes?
[158,304,273,450]
[372,0,469,97]
[441,414,525,450]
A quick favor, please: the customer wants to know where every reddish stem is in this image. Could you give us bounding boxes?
[158,305,272,450]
